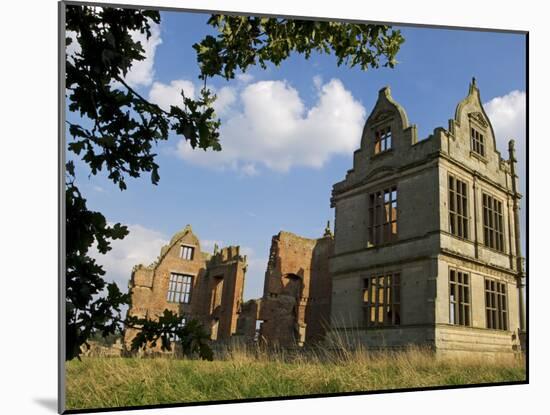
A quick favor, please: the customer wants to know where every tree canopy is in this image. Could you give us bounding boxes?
[64,4,404,360]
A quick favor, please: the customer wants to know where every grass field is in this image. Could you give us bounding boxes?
[65,346,526,410]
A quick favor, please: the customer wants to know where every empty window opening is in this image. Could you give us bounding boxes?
[363,272,401,327]
[368,187,398,246]
[254,319,264,342]
[180,245,194,260]
[485,279,508,330]
[449,269,470,326]
[210,275,224,312]
[482,193,504,252]
[166,273,192,304]
[449,175,469,239]
[374,126,392,154]
[471,127,485,157]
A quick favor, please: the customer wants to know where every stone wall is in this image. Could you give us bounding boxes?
[329,80,525,357]
[124,225,247,351]
[257,230,334,347]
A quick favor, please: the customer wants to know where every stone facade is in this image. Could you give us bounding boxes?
[330,79,525,357]
[124,225,247,350]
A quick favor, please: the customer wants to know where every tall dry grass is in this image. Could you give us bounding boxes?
[66,336,525,410]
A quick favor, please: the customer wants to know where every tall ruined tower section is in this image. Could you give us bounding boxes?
[258,229,334,347]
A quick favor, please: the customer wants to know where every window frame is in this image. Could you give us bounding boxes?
[484,278,509,331]
[449,268,471,326]
[362,272,401,327]
[448,174,469,240]
[166,272,193,304]
[374,125,392,155]
[368,186,398,246]
[470,126,486,157]
[482,192,505,252]
[180,245,195,261]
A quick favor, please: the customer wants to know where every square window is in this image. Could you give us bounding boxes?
[180,245,194,260]
[471,127,485,157]
[449,269,471,326]
[167,273,192,304]
[448,175,469,239]
[374,126,392,155]
[363,272,401,327]
[485,279,508,330]
[368,186,397,246]
[482,193,505,252]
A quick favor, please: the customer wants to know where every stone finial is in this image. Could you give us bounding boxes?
[213,243,219,254]
[379,86,391,97]
[469,76,479,95]
[323,220,333,237]
[508,139,517,163]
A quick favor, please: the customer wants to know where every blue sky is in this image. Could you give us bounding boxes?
[67,10,527,300]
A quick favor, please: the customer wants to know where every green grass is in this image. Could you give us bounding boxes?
[65,346,526,410]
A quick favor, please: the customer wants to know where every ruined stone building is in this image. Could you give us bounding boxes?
[124,225,247,350]
[125,79,525,357]
[125,225,334,349]
[237,229,334,347]
[330,79,525,357]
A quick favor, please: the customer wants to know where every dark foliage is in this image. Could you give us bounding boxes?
[195,15,404,80]
[128,311,213,361]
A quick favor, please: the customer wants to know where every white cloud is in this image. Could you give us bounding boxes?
[241,163,258,177]
[148,80,236,117]
[66,17,161,88]
[89,224,168,290]
[236,73,254,84]
[484,90,527,251]
[123,22,162,88]
[484,90,526,156]
[484,90,526,183]
[176,78,366,174]
[213,87,237,117]
[313,75,323,90]
[149,80,196,111]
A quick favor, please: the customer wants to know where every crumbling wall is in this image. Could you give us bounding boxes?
[258,229,334,347]
[124,224,332,352]
[80,339,124,358]
[124,225,247,351]
[202,246,247,341]
[305,236,333,342]
[235,299,261,340]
